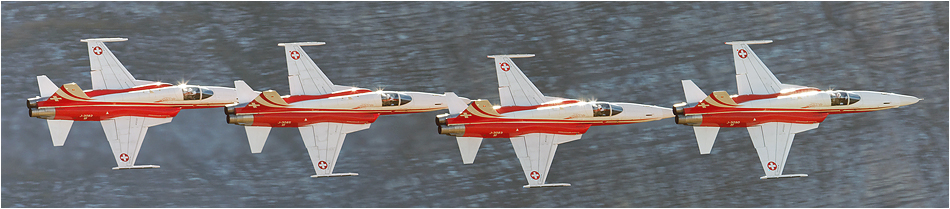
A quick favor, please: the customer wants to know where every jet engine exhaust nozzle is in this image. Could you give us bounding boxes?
[227,114,254,126]
[438,125,465,136]
[29,108,56,119]
[435,113,458,126]
[675,115,703,126]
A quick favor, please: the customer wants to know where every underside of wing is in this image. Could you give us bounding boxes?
[298,122,371,177]
[490,55,550,106]
[101,116,173,169]
[746,122,818,179]
[281,42,336,96]
[509,133,582,188]
[83,38,138,90]
[727,41,783,95]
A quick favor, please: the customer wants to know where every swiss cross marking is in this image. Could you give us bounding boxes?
[737,49,748,59]
[317,161,328,170]
[698,103,709,108]
[460,112,471,118]
[530,171,540,180]
[500,62,511,71]
[767,161,777,171]
[290,51,301,60]
[119,153,130,162]
[248,103,260,108]
[50,96,62,101]
[93,46,103,55]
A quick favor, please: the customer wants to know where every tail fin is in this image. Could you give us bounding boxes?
[246,90,289,109]
[696,91,739,108]
[681,80,706,103]
[443,92,469,114]
[456,137,483,164]
[81,38,143,90]
[458,100,502,119]
[48,83,92,102]
[234,80,260,104]
[693,127,720,154]
[245,126,272,153]
[47,120,74,146]
[37,75,58,97]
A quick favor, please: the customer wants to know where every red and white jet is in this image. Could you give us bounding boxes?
[26,38,240,169]
[436,54,673,188]
[225,42,468,177]
[673,40,920,179]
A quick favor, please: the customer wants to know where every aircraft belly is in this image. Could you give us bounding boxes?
[699,112,827,127]
[461,123,591,138]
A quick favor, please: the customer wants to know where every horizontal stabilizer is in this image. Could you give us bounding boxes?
[245,126,272,153]
[681,80,706,103]
[47,119,74,146]
[693,127,720,154]
[444,92,468,114]
[234,80,259,104]
[457,137,483,164]
[37,75,58,97]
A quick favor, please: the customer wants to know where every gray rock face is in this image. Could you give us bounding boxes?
[2,2,946,207]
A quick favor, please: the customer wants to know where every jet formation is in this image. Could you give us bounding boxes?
[26,38,918,188]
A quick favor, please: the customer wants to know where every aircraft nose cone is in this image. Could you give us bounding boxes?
[660,107,675,119]
[899,95,920,107]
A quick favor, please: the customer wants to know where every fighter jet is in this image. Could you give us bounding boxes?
[436,54,673,188]
[26,38,239,169]
[225,42,467,177]
[673,40,920,179]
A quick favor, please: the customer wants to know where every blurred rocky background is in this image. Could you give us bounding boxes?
[2,1,947,207]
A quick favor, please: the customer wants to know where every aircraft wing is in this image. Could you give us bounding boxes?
[280,42,337,96]
[101,116,174,169]
[509,133,583,188]
[489,54,553,106]
[746,122,819,179]
[297,122,371,177]
[726,41,783,95]
[82,38,139,90]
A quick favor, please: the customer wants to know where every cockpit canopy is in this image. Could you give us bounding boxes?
[380,92,412,106]
[830,91,861,106]
[182,86,214,100]
[591,102,623,117]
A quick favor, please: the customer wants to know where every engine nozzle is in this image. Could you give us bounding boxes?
[674,115,703,126]
[26,97,43,109]
[438,125,465,136]
[435,113,458,126]
[29,108,56,119]
[227,114,254,126]
[673,102,696,115]
[224,105,237,115]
